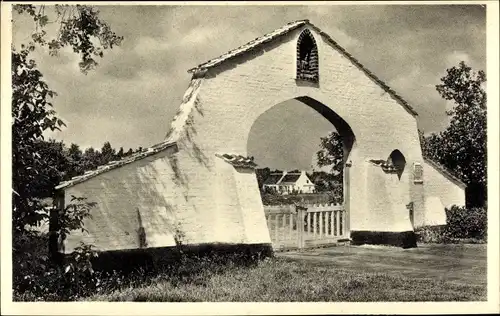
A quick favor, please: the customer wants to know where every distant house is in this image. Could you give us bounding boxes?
[263,170,315,194]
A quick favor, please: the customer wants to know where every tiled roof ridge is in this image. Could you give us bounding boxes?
[188,19,309,73]
[423,157,467,189]
[188,19,418,117]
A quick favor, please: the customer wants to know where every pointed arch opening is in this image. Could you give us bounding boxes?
[248,96,356,205]
[296,29,319,82]
[294,96,355,161]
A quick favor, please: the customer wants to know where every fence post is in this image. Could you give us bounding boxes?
[344,161,352,237]
[274,214,279,243]
[296,205,306,251]
[330,211,334,237]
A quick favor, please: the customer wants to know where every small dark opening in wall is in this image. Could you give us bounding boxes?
[388,149,406,180]
[299,35,314,62]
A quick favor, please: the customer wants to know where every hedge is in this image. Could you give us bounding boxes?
[416,205,487,244]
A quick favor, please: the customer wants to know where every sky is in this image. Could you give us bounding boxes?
[11,4,486,171]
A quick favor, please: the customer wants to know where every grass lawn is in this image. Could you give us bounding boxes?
[87,244,486,302]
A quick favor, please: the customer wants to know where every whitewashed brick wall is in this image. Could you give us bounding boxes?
[423,160,465,208]
[60,25,465,252]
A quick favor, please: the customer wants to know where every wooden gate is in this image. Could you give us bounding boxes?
[264,203,350,251]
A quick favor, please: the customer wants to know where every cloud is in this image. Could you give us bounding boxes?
[180,26,224,47]
[445,51,476,69]
[12,4,486,160]
[133,37,172,56]
[388,65,450,134]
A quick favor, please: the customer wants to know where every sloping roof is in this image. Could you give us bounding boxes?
[423,157,467,189]
[263,172,306,185]
[263,173,285,185]
[215,153,258,169]
[280,173,302,184]
[55,141,178,190]
[55,77,204,191]
[188,20,308,73]
[188,19,418,117]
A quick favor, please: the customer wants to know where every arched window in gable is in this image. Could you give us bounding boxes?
[296,29,319,82]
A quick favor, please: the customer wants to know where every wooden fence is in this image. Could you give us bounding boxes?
[264,203,349,251]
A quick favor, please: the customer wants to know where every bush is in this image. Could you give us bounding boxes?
[13,195,106,301]
[13,232,269,301]
[261,191,342,206]
[415,225,448,244]
[13,232,130,301]
[415,205,487,244]
[445,205,487,240]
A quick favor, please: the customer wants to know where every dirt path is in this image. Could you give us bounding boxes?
[277,243,487,287]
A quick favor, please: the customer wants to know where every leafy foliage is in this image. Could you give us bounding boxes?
[13,233,127,301]
[255,167,271,190]
[13,4,123,73]
[99,141,116,166]
[316,132,344,183]
[13,194,100,300]
[11,47,64,232]
[308,132,345,199]
[58,196,97,241]
[15,232,269,301]
[12,4,124,232]
[261,191,342,205]
[415,205,487,243]
[420,62,487,207]
[307,170,341,193]
[11,4,125,301]
[445,205,487,240]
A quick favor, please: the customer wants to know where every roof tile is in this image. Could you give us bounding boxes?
[215,153,258,169]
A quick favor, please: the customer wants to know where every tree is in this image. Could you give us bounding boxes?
[255,167,271,190]
[11,47,66,232]
[316,132,344,183]
[116,147,124,159]
[12,4,123,233]
[31,139,71,198]
[99,141,116,165]
[422,61,486,207]
[67,143,84,179]
[81,147,100,171]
